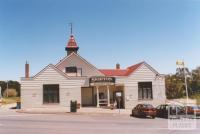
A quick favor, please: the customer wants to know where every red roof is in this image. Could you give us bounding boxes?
[99,62,144,76]
[66,35,78,48]
[99,69,127,76]
[125,62,144,75]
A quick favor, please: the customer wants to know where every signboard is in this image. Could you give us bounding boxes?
[116,92,122,97]
[89,76,115,85]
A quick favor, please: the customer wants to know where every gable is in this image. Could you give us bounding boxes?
[128,63,158,78]
[98,62,159,77]
[21,64,86,88]
[56,53,104,77]
[33,64,69,81]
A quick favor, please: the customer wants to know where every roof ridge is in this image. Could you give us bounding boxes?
[127,61,145,69]
[99,69,127,70]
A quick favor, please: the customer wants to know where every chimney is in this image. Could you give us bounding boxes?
[25,61,29,78]
[116,63,120,69]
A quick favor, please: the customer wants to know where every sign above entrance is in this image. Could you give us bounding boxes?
[89,76,115,85]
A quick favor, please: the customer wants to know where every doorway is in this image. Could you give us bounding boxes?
[81,87,95,107]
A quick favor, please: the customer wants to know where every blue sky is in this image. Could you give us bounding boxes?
[0,0,200,81]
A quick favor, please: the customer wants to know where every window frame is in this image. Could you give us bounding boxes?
[43,84,60,104]
[138,82,153,100]
[65,66,82,76]
[65,66,78,73]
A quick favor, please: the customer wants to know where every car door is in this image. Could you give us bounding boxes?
[160,105,166,118]
[135,104,141,116]
[156,105,161,117]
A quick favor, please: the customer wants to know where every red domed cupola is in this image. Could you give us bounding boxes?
[65,34,79,56]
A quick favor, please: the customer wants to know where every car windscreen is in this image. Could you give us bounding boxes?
[143,104,154,108]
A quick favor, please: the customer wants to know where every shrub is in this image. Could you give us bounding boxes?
[3,88,18,97]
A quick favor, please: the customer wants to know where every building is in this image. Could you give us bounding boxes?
[20,33,166,109]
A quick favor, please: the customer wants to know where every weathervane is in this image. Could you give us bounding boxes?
[69,22,73,35]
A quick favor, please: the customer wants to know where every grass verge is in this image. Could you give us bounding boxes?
[0,97,20,105]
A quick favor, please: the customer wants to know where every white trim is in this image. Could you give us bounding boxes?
[34,64,69,79]
[142,62,160,75]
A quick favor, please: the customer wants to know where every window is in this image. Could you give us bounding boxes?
[65,66,77,73]
[43,84,59,104]
[138,82,153,100]
[65,66,82,76]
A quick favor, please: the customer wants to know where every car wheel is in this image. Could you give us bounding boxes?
[152,116,155,119]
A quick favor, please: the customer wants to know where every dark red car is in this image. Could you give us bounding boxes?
[185,105,200,117]
[132,104,156,118]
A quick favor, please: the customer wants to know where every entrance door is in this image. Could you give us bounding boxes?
[81,87,94,106]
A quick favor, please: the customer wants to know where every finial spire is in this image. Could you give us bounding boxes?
[69,22,73,35]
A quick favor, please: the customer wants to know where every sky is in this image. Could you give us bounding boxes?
[0,0,200,81]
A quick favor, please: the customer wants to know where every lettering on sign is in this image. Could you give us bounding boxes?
[89,77,115,84]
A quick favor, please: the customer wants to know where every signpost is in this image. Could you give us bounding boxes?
[176,60,189,115]
[116,92,122,114]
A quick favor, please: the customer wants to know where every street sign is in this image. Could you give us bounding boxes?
[176,60,184,66]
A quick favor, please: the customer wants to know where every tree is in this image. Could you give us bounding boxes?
[176,67,191,78]
[0,81,6,96]
[0,81,20,97]
[166,66,200,99]
[190,67,200,92]
[165,75,185,99]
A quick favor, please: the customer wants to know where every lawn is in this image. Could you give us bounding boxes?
[0,97,20,105]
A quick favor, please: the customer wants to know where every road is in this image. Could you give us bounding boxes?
[0,109,200,134]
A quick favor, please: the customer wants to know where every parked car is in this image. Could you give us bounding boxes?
[132,104,156,118]
[156,104,184,119]
[185,105,200,117]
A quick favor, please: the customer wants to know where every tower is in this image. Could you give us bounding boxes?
[65,23,79,56]
[65,35,79,56]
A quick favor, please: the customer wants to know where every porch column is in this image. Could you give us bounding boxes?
[96,86,100,107]
[107,85,110,106]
